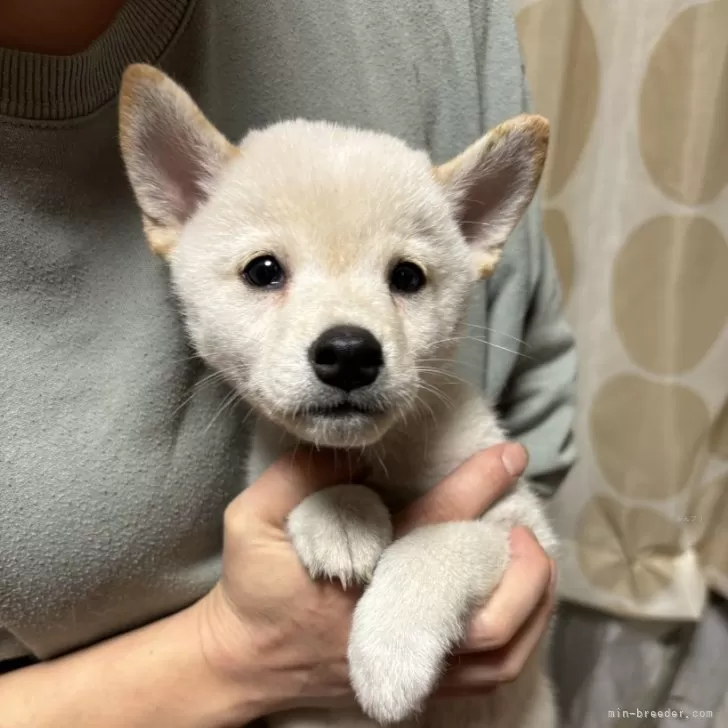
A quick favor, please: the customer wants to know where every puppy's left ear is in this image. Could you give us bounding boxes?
[435,114,549,278]
[119,64,238,258]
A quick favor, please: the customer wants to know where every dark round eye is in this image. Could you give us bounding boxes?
[389,261,426,294]
[241,255,285,289]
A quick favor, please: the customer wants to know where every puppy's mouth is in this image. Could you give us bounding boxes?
[299,402,385,419]
[261,394,397,447]
[282,398,392,447]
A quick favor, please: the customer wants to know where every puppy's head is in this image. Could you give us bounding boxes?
[119,65,548,447]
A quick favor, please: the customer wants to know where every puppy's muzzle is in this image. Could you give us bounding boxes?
[309,325,383,392]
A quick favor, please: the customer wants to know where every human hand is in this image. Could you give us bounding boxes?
[439,525,556,695]
[395,442,556,696]
[196,448,362,718]
[195,442,552,721]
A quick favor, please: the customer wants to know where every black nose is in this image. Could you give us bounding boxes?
[309,325,384,392]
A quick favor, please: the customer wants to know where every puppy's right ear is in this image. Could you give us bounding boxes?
[119,64,238,258]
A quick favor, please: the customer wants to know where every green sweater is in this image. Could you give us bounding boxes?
[0,0,576,665]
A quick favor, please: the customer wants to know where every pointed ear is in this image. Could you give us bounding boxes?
[118,64,238,258]
[434,114,549,278]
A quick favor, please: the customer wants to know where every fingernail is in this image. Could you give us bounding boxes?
[501,443,527,477]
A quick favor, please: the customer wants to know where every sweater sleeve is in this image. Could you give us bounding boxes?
[492,44,579,497]
[498,202,578,498]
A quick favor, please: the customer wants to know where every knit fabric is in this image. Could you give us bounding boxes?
[0,0,576,663]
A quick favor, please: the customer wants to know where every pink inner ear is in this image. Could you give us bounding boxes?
[457,160,520,242]
[137,115,212,225]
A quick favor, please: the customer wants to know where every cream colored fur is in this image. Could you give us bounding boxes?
[119,64,558,728]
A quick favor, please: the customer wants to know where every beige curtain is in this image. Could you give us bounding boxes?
[513,0,728,724]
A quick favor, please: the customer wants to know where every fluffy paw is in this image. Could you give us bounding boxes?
[348,521,510,724]
[287,485,393,588]
[350,627,446,724]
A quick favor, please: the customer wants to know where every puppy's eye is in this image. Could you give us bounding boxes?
[389,262,426,294]
[241,255,285,289]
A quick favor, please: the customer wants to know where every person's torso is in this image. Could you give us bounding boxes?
[0,0,534,661]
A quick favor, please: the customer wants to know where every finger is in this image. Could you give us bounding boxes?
[458,527,553,652]
[431,684,495,700]
[227,447,361,527]
[439,572,556,689]
[393,443,527,538]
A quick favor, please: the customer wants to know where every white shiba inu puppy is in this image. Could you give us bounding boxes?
[119,64,558,728]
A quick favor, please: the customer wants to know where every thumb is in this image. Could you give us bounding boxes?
[394,442,527,538]
[228,446,361,528]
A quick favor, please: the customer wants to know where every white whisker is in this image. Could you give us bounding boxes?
[460,321,529,347]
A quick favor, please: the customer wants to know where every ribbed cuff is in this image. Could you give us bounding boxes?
[0,0,192,121]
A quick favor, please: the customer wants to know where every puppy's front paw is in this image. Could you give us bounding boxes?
[349,521,510,724]
[287,485,392,588]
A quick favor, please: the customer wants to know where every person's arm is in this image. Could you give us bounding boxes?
[0,444,543,728]
[0,602,258,728]
[0,450,362,728]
